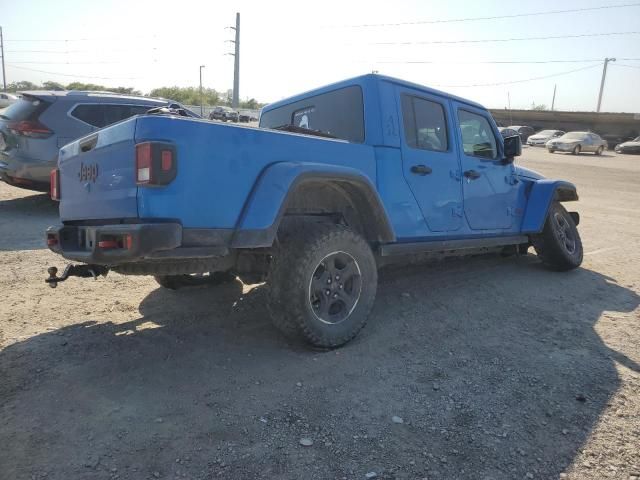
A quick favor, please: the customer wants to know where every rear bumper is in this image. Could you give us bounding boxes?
[0,150,56,186]
[46,223,229,264]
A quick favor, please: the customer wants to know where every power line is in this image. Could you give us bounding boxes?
[374,58,640,65]
[6,64,140,80]
[371,31,640,46]
[612,63,640,69]
[331,2,640,28]
[434,63,602,88]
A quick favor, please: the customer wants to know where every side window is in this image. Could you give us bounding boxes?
[401,95,448,152]
[458,110,498,159]
[102,105,134,126]
[130,105,153,116]
[71,105,106,128]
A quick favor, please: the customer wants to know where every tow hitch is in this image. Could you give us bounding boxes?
[45,264,109,288]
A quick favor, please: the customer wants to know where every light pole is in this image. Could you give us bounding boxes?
[596,58,615,113]
[199,65,206,117]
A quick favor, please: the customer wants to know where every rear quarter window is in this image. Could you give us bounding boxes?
[260,85,365,143]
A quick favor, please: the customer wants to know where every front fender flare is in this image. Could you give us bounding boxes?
[521,180,579,234]
[231,162,395,248]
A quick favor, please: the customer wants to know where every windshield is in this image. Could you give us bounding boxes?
[562,132,586,140]
[633,136,640,142]
[536,130,556,136]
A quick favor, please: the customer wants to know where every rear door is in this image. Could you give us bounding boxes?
[397,87,463,232]
[451,102,517,230]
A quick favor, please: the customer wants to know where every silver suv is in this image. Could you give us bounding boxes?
[0,91,197,191]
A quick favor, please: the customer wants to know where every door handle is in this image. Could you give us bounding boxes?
[463,170,481,180]
[410,165,432,176]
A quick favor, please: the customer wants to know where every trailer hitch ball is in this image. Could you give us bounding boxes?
[47,267,59,288]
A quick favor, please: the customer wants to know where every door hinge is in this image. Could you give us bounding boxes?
[452,205,463,217]
[450,169,462,181]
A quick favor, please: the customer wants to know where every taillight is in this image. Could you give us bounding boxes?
[135,142,177,186]
[50,168,60,201]
[8,120,53,139]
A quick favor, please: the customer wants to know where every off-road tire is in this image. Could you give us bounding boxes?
[267,221,377,348]
[532,202,583,271]
[572,145,581,155]
[154,271,236,290]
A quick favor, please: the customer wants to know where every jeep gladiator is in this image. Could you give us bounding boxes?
[45,74,583,347]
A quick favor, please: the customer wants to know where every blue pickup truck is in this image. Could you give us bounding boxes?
[45,74,583,347]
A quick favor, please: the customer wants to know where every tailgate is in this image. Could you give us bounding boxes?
[59,118,138,222]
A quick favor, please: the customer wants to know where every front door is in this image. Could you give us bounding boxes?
[451,103,517,230]
[398,88,463,232]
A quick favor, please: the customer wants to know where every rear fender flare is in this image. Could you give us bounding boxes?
[231,162,395,248]
[521,180,579,234]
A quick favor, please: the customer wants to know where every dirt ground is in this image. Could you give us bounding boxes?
[0,147,638,480]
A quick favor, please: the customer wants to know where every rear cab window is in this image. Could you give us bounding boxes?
[457,110,498,160]
[259,85,365,143]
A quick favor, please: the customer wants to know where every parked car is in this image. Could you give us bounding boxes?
[546,132,607,155]
[0,92,20,108]
[209,106,239,122]
[498,127,519,138]
[508,125,535,142]
[0,91,198,191]
[614,136,640,154]
[527,129,565,146]
[45,74,583,349]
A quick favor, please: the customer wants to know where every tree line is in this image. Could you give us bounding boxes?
[5,81,265,110]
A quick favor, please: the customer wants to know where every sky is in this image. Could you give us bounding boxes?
[2,0,639,112]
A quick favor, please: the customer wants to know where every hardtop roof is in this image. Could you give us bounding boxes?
[261,73,486,113]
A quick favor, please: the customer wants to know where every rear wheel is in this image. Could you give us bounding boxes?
[572,145,581,155]
[154,271,236,290]
[548,149,555,154]
[267,221,377,348]
[532,202,583,271]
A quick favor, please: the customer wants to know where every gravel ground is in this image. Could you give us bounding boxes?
[0,147,638,480]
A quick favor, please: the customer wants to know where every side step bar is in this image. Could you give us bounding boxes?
[379,235,529,257]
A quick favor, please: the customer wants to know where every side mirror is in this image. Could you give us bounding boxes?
[503,134,521,163]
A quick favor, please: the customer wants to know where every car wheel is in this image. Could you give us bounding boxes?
[267,221,377,348]
[548,149,555,154]
[154,271,236,290]
[572,145,581,155]
[595,146,604,155]
[532,202,583,271]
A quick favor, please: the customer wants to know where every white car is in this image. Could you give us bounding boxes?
[0,93,20,108]
[527,129,565,146]
[546,131,608,155]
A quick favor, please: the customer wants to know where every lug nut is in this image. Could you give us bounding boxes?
[339,284,343,289]
[327,278,331,284]
[335,275,340,280]
[325,289,331,296]
[333,293,338,299]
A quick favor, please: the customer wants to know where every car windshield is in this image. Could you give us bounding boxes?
[633,136,640,142]
[537,130,556,136]
[562,132,586,140]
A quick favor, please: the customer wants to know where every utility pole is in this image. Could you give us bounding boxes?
[0,26,6,92]
[225,13,240,108]
[551,84,557,111]
[596,58,616,113]
[199,65,205,117]
[232,13,240,108]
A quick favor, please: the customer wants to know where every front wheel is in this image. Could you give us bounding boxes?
[267,222,377,348]
[595,146,604,155]
[548,149,555,154]
[572,145,581,155]
[532,202,583,271]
